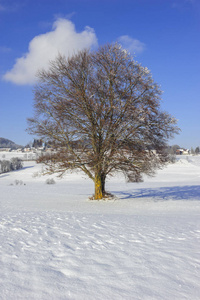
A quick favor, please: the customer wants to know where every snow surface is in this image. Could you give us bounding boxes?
[0,153,200,299]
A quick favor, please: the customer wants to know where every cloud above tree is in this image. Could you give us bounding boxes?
[118,35,145,54]
[3,18,98,85]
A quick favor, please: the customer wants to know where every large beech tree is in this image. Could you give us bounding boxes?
[27,43,179,200]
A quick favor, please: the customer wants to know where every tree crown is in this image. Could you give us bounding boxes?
[28,43,179,196]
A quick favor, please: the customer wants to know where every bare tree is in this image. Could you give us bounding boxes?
[27,43,179,200]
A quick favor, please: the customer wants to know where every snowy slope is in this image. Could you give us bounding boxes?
[0,154,200,299]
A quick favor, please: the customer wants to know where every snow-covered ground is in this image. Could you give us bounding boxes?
[0,153,200,299]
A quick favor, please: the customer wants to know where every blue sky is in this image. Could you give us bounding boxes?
[0,0,199,148]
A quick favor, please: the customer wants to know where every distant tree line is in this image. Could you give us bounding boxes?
[166,145,180,155]
[32,138,43,148]
[0,157,23,174]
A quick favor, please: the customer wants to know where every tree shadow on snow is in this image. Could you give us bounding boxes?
[113,185,200,201]
[0,174,9,178]
[22,166,34,170]
[12,165,34,173]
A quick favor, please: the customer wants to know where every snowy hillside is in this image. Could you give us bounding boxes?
[0,154,200,299]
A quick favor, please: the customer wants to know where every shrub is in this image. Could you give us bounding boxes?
[0,157,23,174]
[15,180,23,185]
[46,178,56,184]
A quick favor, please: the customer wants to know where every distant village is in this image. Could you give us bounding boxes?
[0,147,190,154]
[0,138,56,161]
[0,138,51,153]
[0,139,198,155]
[0,146,47,153]
[0,137,199,157]
[175,149,190,155]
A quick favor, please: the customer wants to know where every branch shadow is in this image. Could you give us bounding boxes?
[113,185,200,201]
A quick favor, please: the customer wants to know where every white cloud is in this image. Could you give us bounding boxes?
[3,19,98,85]
[118,35,145,54]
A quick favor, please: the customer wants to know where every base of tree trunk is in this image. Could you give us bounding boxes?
[89,192,115,201]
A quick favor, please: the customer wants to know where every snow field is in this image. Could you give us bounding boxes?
[0,153,200,299]
[1,212,200,300]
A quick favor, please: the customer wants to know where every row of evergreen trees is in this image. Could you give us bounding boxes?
[0,157,23,174]
[191,146,200,155]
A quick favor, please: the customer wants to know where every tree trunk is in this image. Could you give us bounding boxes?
[94,172,107,200]
[94,172,103,200]
[101,173,106,195]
